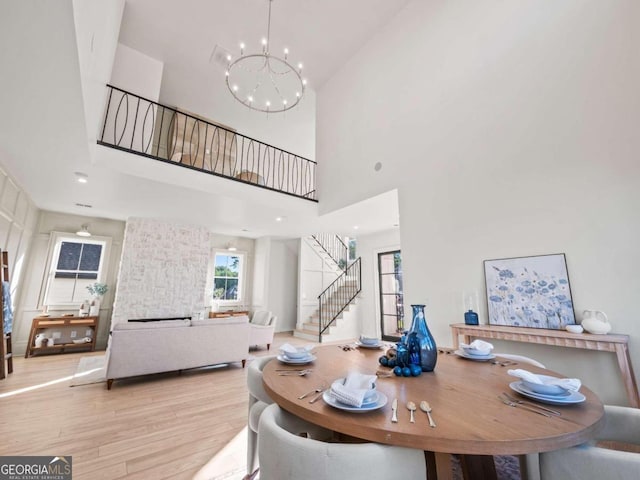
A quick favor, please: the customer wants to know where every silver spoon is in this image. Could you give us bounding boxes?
[407,401,416,423]
[420,400,436,428]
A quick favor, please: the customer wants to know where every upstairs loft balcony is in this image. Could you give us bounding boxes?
[98,85,317,202]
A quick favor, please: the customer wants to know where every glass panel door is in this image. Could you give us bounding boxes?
[378,250,404,341]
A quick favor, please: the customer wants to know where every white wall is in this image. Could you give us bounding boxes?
[252,237,270,313]
[72,0,125,147]
[317,0,640,405]
[355,228,402,338]
[268,239,299,332]
[110,43,164,101]
[159,66,316,161]
[251,237,298,332]
[16,211,125,352]
[102,43,164,156]
[0,163,38,354]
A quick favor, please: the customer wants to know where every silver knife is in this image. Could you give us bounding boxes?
[391,398,398,423]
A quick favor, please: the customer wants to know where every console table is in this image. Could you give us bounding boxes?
[209,310,249,318]
[25,316,99,358]
[450,323,639,407]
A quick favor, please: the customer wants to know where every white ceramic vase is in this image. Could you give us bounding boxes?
[79,300,90,317]
[581,310,611,334]
[89,298,100,316]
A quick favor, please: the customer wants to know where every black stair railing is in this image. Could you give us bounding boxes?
[317,257,361,342]
[98,85,317,201]
[311,234,348,270]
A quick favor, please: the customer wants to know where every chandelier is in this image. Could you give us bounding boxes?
[225,0,306,113]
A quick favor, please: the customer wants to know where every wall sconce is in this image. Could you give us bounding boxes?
[76,224,91,237]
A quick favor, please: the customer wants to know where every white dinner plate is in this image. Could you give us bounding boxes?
[509,381,586,405]
[322,390,388,412]
[277,354,316,365]
[355,340,383,349]
[454,350,496,361]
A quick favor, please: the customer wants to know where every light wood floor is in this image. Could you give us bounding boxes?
[0,333,316,479]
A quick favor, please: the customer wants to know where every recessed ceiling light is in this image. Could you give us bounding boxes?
[75,172,88,183]
[275,217,283,222]
[353,225,359,230]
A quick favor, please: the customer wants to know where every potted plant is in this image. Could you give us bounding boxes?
[86,282,108,316]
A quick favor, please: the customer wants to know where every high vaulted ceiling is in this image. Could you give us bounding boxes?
[0,0,409,238]
[119,0,411,90]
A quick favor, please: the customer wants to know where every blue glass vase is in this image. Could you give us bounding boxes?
[409,304,438,372]
[464,309,479,325]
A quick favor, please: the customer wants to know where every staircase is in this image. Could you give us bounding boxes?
[294,235,361,343]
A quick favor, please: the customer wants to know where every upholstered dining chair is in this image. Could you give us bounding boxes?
[246,355,276,477]
[249,311,276,350]
[539,405,640,480]
[258,403,427,480]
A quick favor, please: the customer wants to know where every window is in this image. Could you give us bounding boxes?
[213,252,244,302]
[347,237,357,262]
[43,233,110,308]
[378,250,404,341]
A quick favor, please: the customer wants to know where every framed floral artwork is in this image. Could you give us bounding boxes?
[483,253,576,329]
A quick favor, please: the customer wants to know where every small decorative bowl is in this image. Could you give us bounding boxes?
[522,375,568,396]
[565,324,584,334]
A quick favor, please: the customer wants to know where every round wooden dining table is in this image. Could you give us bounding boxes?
[262,344,605,480]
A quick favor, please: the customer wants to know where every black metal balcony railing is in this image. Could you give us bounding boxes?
[98,85,317,201]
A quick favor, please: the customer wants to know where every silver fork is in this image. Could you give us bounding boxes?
[498,394,550,417]
[502,392,561,416]
[298,386,325,399]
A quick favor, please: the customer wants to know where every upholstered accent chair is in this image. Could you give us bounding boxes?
[246,355,275,477]
[249,311,276,350]
[257,403,427,480]
[539,405,640,480]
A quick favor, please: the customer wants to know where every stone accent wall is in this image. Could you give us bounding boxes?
[111,218,209,326]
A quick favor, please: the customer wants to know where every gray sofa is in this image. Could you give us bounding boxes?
[105,316,250,389]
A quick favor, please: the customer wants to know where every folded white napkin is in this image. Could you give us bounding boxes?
[279,343,314,355]
[329,372,377,407]
[507,369,581,392]
[359,335,379,345]
[460,339,494,355]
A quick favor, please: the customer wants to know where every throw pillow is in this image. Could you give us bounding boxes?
[251,311,272,326]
